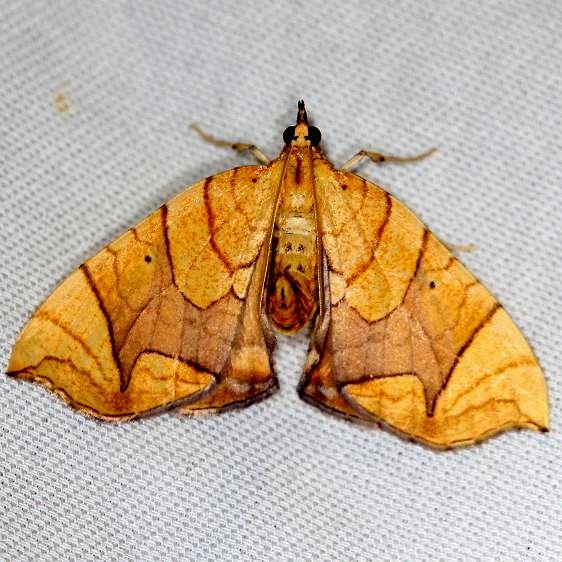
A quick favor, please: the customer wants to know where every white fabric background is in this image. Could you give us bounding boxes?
[1,1,560,560]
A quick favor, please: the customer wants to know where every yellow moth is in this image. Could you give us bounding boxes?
[8,101,549,449]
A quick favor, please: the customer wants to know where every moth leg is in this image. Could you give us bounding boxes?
[341,146,437,171]
[190,124,270,164]
[445,242,478,253]
[341,145,471,254]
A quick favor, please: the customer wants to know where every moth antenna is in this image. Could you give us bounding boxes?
[297,100,308,125]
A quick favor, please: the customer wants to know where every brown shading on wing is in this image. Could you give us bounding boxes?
[300,160,549,448]
[8,165,281,420]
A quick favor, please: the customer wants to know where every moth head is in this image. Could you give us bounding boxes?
[283,100,322,148]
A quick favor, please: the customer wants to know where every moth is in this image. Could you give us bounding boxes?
[8,101,549,448]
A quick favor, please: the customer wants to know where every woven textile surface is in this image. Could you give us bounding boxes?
[1,1,561,560]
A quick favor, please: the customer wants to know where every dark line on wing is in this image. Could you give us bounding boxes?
[408,228,429,291]
[337,370,417,390]
[429,302,502,416]
[177,379,279,416]
[11,357,219,422]
[7,355,107,393]
[339,227,429,325]
[161,203,179,287]
[346,192,393,285]
[447,356,536,411]
[374,192,392,247]
[163,202,249,311]
[204,176,235,275]
[35,311,106,376]
[298,384,365,422]
[131,227,141,243]
[139,349,220,379]
[80,264,123,387]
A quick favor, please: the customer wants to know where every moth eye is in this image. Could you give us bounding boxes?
[144,255,152,263]
[283,126,296,145]
[306,126,322,145]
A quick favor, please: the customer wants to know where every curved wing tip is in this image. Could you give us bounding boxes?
[6,353,23,376]
[530,420,549,433]
[6,368,34,380]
